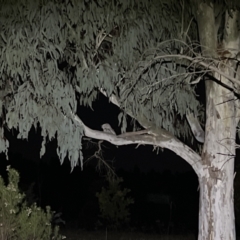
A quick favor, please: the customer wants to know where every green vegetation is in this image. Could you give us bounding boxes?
[0,166,64,240]
[96,177,134,230]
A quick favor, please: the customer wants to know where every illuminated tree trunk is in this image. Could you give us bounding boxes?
[198,79,236,240]
[195,2,239,239]
[198,172,235,239]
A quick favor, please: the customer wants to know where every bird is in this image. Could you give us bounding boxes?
[101,123,116,135]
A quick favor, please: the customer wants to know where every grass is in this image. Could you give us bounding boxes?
[60,229,195,240]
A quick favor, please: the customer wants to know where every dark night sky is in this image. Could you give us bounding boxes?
[5,93,193,173]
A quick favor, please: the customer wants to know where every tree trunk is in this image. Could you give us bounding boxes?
[198,167,235,239]
[194,2,239,239]
[198,76,236,239]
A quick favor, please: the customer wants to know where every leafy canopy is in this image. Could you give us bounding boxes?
[0,0,202,169]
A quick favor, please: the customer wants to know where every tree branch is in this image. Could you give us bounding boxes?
[151,54,240,89]
[100,87,205,143]
[71,113,202,176]
[186,113,205,143]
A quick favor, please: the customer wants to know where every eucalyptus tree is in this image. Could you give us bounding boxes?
[0,0,240,239]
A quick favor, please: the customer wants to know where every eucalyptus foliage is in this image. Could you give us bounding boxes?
[0,0,202,168]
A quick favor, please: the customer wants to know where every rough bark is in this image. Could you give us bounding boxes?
[196,3,239,239]
[199,75,236,239]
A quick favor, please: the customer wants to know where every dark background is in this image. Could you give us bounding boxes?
[0,94,239,236]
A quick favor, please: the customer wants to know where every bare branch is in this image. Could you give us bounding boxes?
[186,113,205,143]
[71,113,203,177]
[85,140,117,178]
[100,88,120,107]
[151,54,240,89]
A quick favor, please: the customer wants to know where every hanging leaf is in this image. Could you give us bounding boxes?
[0,0,202,168]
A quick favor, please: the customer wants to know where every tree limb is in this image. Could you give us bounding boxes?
[71,113,202,176]
[151,54,240,90]
[100,88,205,143]
[186,113,205,143]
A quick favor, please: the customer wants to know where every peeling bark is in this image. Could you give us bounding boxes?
[195,3,239,239]
[199,75,236,239]
[199,170,235,240]
[186,113,205,143]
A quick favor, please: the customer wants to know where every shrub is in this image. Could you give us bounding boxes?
[96,177,134,230]
[0,166,64,240]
